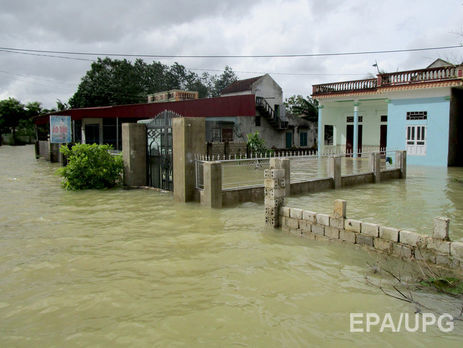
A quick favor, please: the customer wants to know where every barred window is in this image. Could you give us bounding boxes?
[406,111,427,120]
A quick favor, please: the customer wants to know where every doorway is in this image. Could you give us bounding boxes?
[85,124,100,144]
[346,124,363,155]
[380,124,387,150]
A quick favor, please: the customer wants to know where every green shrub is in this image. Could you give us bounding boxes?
[57,143,123,190]
[247,131,267,154]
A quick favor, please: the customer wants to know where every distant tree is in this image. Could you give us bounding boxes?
[69,58,236,108]
[284,95,319,122]
[0,98,28,144]
[56,99,69,111]
[210,66,238,97]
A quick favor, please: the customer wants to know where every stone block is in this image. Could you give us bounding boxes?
[361,222,379,238]
[299,220,312,233]
[290,208,303,219]
[302,210,317,223]
[265,197,284,208]
[392,243,413,259]
[314,234,330,242]
[399,230,425,247]
[286,218,299,229]
[330,217,344,229]
[345,219,361,233]
[433,217,450,241]
[435,254,451,266]
[289,228,303,237]
[450,242,463,260]
[340,230,356,244]
[426,239,450,255]
[316,213,330,226]
[379,226,399,242]
[357,234,374,247]
[265,187,285,199]
[312,224,325,236]
[280,206,290,217]
[414,248,436,263]
[264,178,279,189]
[374,238,392,253]
[333,199,347,218]
[325,226,340,239]
[270,168,285,179]
[302,231,316,240]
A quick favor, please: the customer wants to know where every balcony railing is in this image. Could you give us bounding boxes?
[379,66,458,87]
[313,66,461,96]
[313,78,377,96]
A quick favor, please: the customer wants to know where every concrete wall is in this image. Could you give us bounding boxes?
[279,202,463,274]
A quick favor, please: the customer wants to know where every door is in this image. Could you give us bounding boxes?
[286,132,292,149]
[406,125,426,156]
[346,124,362,155]
[380,125,387,151]
[85,124,100,144]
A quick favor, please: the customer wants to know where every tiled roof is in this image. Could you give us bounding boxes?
[221,75,264,95]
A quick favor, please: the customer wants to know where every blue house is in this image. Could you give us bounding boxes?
[312,59,463,166]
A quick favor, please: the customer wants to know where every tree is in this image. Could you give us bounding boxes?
[68,58,237,108]
[284,95,319,122]
[209,66,238,97]
[0,98,28,144]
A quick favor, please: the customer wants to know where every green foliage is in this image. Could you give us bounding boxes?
[57,143,123,190]
[420,277,463,295]
[0,98,42,143]
[247,131,267,154]
[284,95,319,122]
[69,58,238,108]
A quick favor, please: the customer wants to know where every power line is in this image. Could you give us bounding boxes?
[0,49,366,77]
[0,44,461,59]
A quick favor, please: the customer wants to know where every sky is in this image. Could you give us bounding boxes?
[0,0,462,109]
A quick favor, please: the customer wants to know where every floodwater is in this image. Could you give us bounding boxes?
[1,145,463,347]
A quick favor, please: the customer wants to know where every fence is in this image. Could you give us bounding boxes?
[195,150,406,208]
[195,149,402,190]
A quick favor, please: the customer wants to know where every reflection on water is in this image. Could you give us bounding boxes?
[288,165,463,241]
[1,145,462,346]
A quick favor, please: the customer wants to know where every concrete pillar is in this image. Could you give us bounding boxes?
[264,168,286,228]
[433,217,450,241]
[369,152,381,183]
[201,161,222,208]
[173,117,206,202]
[333,199,347,219]
[317,105,323,155]
[269,157,290,196]
[329,156,341,189]
[122,123,147,187]
[49,142,60,162]
[399,150,407,178]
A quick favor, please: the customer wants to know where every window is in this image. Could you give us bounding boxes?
[381,115,388,122]
[406,111,427,120]
[255,116,261,127]
[346,116,363,123]
[406,125,426,156]
[300,132,308,147]
[212,128,221,142]
[324,125,334,145]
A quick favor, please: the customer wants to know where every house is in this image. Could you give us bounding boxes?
[219,74,313,149]
[312,60,463,166]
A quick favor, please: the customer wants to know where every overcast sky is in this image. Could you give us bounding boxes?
[0,0,462,109]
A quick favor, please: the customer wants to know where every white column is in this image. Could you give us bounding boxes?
[317,105,323,155]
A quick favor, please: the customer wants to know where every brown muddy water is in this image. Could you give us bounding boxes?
[1,145,463,347]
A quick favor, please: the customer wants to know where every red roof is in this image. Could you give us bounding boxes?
[221,76,264,95]
[34,94,256,125]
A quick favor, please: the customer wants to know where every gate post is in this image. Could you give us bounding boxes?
[270,158,290,196]
[122,123,147,187]
[173,117,206,202]
[329,155,342,189]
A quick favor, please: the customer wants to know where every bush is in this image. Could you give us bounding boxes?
[247,131,267,154]
[57,143,123,190]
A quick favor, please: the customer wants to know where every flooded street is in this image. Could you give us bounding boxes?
[1,145,463,346]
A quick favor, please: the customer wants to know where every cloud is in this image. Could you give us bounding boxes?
[0,0,462,107]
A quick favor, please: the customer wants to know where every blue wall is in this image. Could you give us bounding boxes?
[387,97,450,166]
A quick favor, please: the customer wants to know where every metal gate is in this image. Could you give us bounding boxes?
[139,110,179,191]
